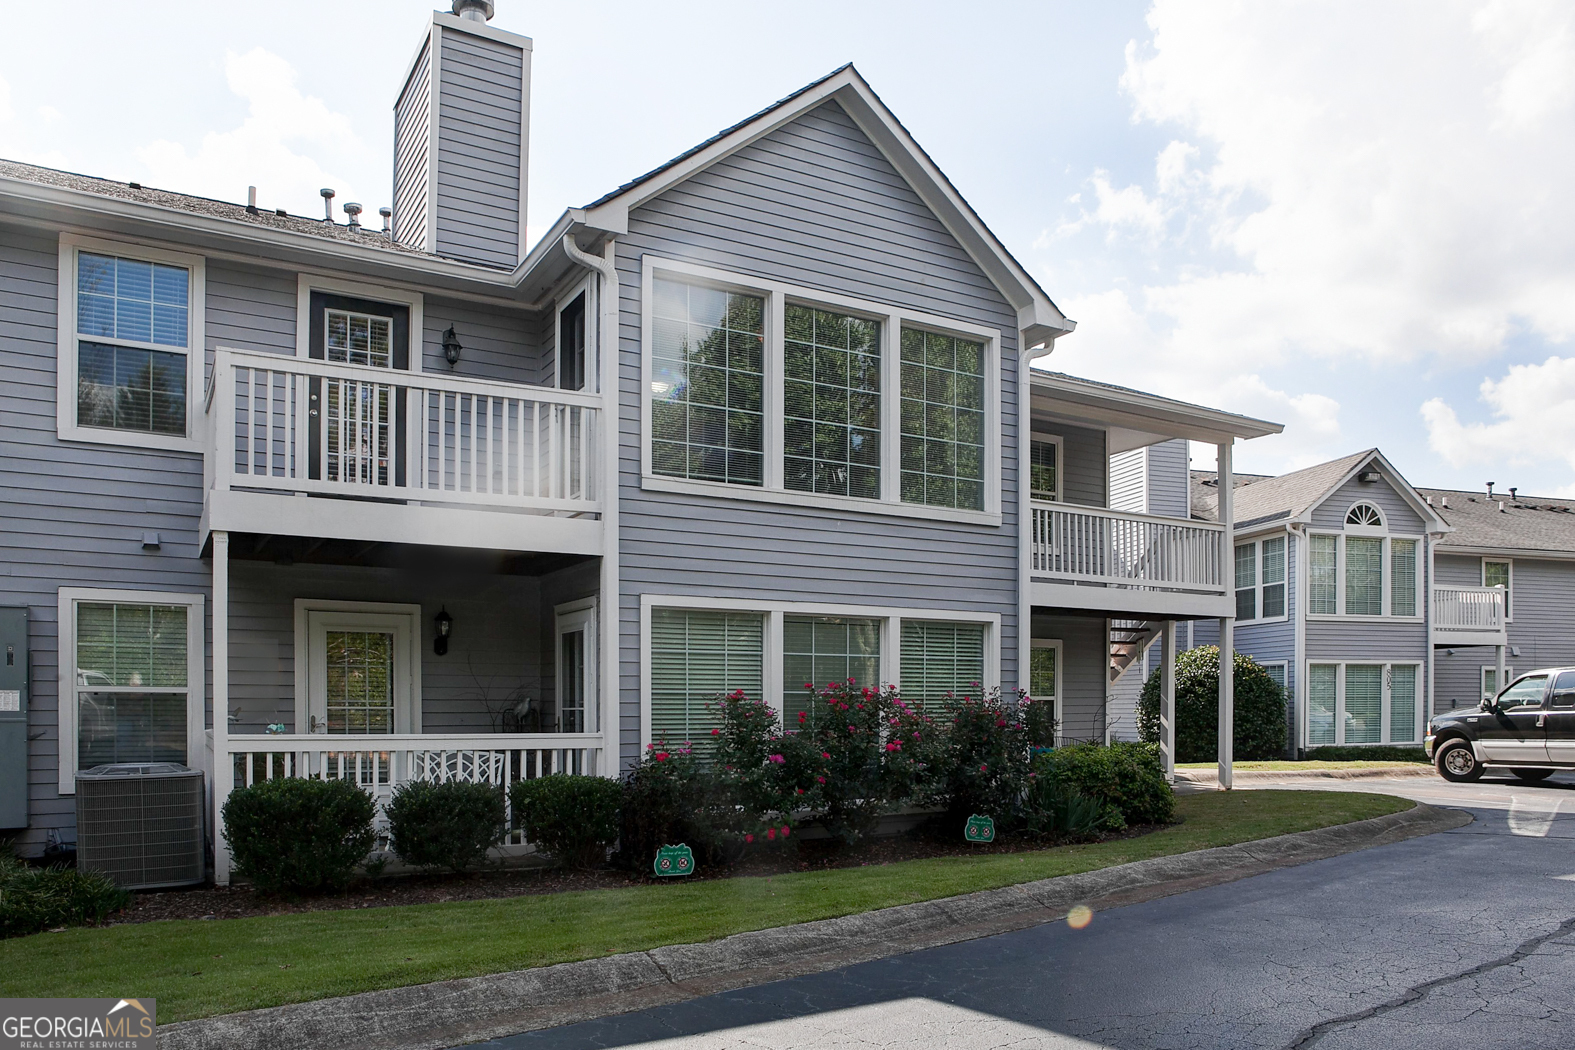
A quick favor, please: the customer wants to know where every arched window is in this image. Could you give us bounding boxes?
[1345,502,1384,528]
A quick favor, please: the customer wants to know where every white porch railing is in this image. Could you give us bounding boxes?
[220,733,605,854]
[1030,503,1225,594]
[1433,585,1507,640]
[207,347,600,514]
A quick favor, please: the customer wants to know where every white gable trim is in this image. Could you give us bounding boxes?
[1296,450,1449,533]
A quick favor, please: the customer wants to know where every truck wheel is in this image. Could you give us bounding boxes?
[1436,739,1483,782]
[1511,768,1554,783]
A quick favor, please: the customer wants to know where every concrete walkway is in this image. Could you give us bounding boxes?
[160,803,1465,1050]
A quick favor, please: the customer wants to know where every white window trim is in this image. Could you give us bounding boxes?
[1481,557,1513,623]
[553,274,597,392]
[1234,534,1290,625]
[1481,664,1515,701]
[1302,660,1422,747]
[57,587,206,795]
[292,599,423,735]
[1305,529,1424,622]
[294,273,425,373]
[554,597,599,734]
[1259,659,1289,690]
[639,255,1004,526]
[638,593,1001,749]
[1028,433,1062,503]
[1030,637,1063,743]
[56,232,207,453]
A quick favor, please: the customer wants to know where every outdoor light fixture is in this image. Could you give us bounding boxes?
[1358,470,1381,483]
[442,326,463,366]
[433,607,453,656]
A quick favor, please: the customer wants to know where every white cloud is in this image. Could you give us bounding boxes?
[1421,356,1575,482]
[135,48,370,216]
[0,73,13,123]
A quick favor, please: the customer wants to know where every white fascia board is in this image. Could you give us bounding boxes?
[1434,543,1575,561]
[431,11,533,51]
[1029,580,1234,620]
[1030,375,1283,443]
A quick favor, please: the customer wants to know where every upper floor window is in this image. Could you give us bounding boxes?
[1307,525,1421,619]
[1483,559,1512,620]
[58,236,204,451]
[558,292,587,391]
[1345,502,1384,527]
[1235,536,1286,621]
[641,259,1001,522]
[1028,439,1059,501]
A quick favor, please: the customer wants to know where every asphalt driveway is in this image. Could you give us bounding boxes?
[466,774,1575,1050]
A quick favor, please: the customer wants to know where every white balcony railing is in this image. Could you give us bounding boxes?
[1030,503,1225,594]
[207,347,600,514]
[1433,585,1507,640]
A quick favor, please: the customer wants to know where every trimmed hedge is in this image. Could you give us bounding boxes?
[513,774,622,869]
[387,780,506,873]
[1034,742,1175,828]
[0,855,130,938]
[1137,647,1287,761]
[222,777,376,894]
[1305,745,1428,763]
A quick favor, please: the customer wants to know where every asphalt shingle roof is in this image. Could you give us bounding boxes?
[1189,450,1375,526]
[1420,487,1575,556]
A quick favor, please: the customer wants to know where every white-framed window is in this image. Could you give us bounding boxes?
[640,594,999,749]
[555,598,599,734]
[1234,535,1288,622]
[292,600,421,736]
[57,587,205,794]
[639,257,1003,524]
[1028,436,1060,502]
[1482,665,1515,701]
[1306,661,1420,747]
[1306,510,1422,620]
[294,274,422,370]
[1259,660,1288,695]
[1482,559,1512,621]
[1029,638,1062,737]
[56,234,205,452]
[555,276,594,392]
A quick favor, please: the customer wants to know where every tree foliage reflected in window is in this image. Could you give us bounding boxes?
[784,305,881,499]
[899,329,985,510]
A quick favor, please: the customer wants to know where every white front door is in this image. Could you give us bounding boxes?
[304,608,418,735]
[555,599,597,734]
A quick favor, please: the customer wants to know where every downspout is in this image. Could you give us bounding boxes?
[562,233,621,775]
[1018,338,1058,715]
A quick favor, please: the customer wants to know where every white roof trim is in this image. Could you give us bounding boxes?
[1297,450,1450,532]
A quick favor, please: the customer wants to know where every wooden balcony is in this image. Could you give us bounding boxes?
[1432,585,1507,647]
[1028,502,1231,618]
[201,347,603,555]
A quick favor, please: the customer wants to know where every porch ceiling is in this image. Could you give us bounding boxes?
[219,533,595,576]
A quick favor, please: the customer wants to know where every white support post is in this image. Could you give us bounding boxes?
[1496,643,1506,699]
[1217,440,1235,791]
[1160,619,1176,781]
[211,530,231,886]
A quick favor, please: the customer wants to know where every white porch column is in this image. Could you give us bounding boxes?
[1496,643,1507,699]
[211,530,232,886]
[1217,440,1235,790]
[1160,619,1176,781]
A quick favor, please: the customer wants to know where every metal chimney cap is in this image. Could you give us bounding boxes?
[343,202,363,228]
[452,0,493,21]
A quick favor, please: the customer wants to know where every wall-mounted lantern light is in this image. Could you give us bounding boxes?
[434,606,453,656]
[442,326,463,366]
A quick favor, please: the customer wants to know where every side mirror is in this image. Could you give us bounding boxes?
[1480,697,1498,713]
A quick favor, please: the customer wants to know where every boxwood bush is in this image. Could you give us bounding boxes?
[1033,742,1175,828]
[1137,647,1287,761]
[512,774,622,869]
[223,777,376,894]
[0,854,130,938]
[387,780,507,873]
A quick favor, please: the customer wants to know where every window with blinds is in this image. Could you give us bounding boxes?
[1307,662,1419,746]
[1234,543,1256,620]
[1484,560,1511,618]
[75,602,189,768]
[899,329,986,510]
[76,252,190,436]
[1028,440,1058,501]
[1309,534,1337,615]
[650,609,764,751]
[1029,644,1057,700]
[899,621,986,711]
[1344,664,1383,743]
[782,616,881,727]
[1344,537,1383,615]
[1389,665,1418,743]
[1390,539,1417,616]
[1308,664,1337,746]
[784,306,882,499]
[1261,537,1286,618]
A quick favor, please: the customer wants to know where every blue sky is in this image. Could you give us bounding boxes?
[3,1,1571,494]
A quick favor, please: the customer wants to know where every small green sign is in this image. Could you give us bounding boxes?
[653,843,695,877]
[964,814,996,843]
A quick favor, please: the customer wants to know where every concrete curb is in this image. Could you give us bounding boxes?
[159,802,1470,1050]
[1174,766,1437,784]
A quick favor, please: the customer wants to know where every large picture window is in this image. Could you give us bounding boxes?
[900,329,986,510]
[1307,662,1419,746]
[784,306,881,499]
[782,615,881,726]
[1306,520,1422,620]
[650,609,764,751]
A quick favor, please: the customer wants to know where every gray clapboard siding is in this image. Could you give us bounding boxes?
[1306,620,1428,662]
[423,296,547,383]
[1147,439,1190,519]
[1108,448,1145,513]
[393,38,432,251]
[431,28,524,268]
[206,263,297,356]
[614,100,1021,768]
[1310,474,1425,532]
[1033,422,1106,508]
[1031,613,1107,742]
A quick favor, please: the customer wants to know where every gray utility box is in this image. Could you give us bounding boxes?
[0,606,28,830]
[76,763,206,889]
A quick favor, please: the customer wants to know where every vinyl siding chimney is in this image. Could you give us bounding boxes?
[392,11,531,268]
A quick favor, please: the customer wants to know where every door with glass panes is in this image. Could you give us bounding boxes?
[554,601,597,734]
[306,292,411,490]
[305,609,416,734]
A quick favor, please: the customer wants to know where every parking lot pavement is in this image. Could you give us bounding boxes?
[466,774,1575,1050]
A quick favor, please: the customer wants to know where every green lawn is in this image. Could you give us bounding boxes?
[1176,760,1429,771]
[4,790,1410,1024]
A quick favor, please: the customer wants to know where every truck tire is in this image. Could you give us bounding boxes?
[1436,739,1483,782]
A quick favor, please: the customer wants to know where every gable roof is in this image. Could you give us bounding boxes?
[1420,488,1575,558]
[572,65,1075,350]
[1190,449,1447,533]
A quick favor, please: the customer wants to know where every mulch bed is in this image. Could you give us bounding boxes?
[112,820,1165,927]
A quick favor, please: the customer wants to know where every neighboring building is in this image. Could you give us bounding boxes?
[0,2,1279,877]
[1422,485,1575,712]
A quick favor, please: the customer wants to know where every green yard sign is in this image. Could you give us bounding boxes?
[964,814,995,843]
[653,843,695,877]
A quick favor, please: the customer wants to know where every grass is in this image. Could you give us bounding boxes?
[2,790,1410,1024]
[1176,760,1429,771]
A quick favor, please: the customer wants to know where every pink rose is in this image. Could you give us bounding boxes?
[766,828,777,841]
[745,833,754,843]
[781,825,791,837]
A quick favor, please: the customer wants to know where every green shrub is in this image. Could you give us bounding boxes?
[1305,745,1428,763]
[1034,742,1175,827]
[512,774,622,869]
[1137,647,1287,761]
[222,777,376,894]
[619,744,747,870]
[1023,783,1106,840]
[0,855,130,938]
[929,688,1055,832]
[387,780,506,873]
[711,689,810,838]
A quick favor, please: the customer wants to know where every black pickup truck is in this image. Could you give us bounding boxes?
[1426,668,1575,782]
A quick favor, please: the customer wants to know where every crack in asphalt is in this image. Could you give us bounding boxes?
[1282,914,1575,1049]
